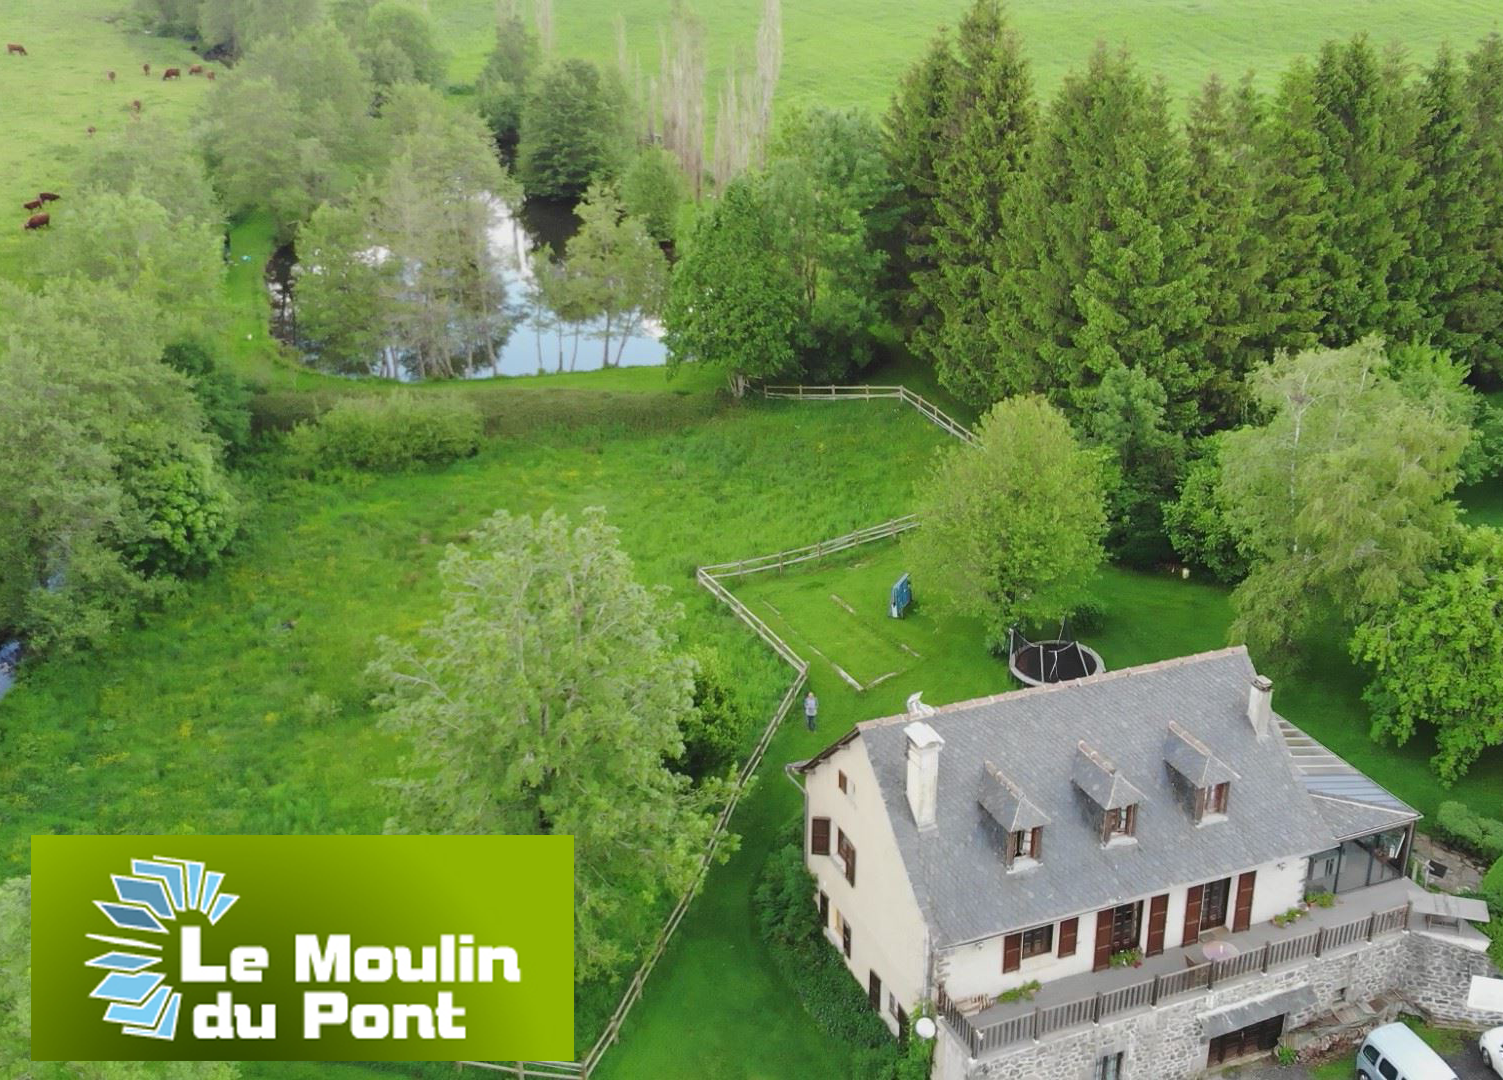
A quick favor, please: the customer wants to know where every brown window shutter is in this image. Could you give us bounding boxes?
[1182,883,1204,946]
[1145,894,1169,956]
[811,817,831,856]
[1100,809,1113,845]
[1125,803,1137,835]
[1092,907,1114,972]
[1002,932,1022,973]
[1030,826,1043,860]
[846,842,857,887]
[1233,870,1256,932]
[1193,786,1207,822]
[1057,916,1078,957]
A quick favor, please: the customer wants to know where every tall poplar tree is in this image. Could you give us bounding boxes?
[915,0,1036,404]
[994,45,1209,432]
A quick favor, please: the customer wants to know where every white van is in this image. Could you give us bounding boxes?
[1357,1023,1460,1080]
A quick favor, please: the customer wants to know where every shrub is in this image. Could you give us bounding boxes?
[674,647,755,781]
[1431,801,1503,862]
[1162,435,1250,584]
[115,430,240,578]
[287,393,482,471]
[161,342,252,458]
[753,829,906,1074]
[1482,855,1503,908]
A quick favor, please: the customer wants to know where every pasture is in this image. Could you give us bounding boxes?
[433,0,1503,115]
[0,0,213,277]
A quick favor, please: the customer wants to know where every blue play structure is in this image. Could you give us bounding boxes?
[889,573,913,619]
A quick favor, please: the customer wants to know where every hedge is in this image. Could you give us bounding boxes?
[286,394,482,472]
[1431,802,1503,863]
[754,823,935,1080]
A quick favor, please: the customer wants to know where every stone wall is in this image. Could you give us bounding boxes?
[944,935,1413,1080]
[1402,930,1500,1026]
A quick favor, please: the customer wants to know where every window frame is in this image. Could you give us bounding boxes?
[1205,781,1230,816]
[1020,923,1054,960]
[1104,803,1137,841]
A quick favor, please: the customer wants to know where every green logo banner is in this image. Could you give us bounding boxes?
[31,835,574,1061]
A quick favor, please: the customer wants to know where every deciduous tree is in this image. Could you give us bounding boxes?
[904,396,1107,645]
[370,508,727,981]
[517,59,630,199]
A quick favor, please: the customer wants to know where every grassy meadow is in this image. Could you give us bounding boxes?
[0,0,213,276]
[433,0,1503,115]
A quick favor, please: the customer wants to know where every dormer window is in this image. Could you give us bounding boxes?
[1072,742,1145,848]
[1103,804,1137,841]
[979,761,1049,870]
[1164,722,1239,825]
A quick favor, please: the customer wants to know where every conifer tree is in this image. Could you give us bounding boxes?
[1186,73,1275,424]
[915,0,1036,404]
[1253,59,1333,353]
[993,45,1208,432]
[1399,46,1484,360]
[1308,37,1421,344]
[881,31,955,327]
[1463,34,1503,377]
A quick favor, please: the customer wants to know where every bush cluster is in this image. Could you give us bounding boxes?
[753,828,935,1080]
[286,393,482,471]
[1431,801,1503,862]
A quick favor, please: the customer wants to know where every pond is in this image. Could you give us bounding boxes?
[267,196,667,380]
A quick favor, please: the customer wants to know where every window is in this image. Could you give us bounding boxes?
[842,918,852,958]
[1094,1052,1124,1080]
[818,890,829,927]
[838,770,848,794]
[1020,924,1054,960]
[811,816,831,856]
[1103,804,1137,841]
[1378,1060,1397,1080]
[1201,877,1231,930]
[1362,1046,1379,1065]
[1008,826,1043,863]
[837,829,857,887]
[1205,781,1230,816]
[1110,902,1142,953]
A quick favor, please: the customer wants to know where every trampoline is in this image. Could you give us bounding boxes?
[1007,622,1104,687]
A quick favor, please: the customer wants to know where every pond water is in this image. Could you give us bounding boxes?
[0,639,20,702]
[267,196,667,380]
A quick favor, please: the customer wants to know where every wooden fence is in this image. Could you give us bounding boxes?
[939,903,1412,1060]
[760,384,979,446]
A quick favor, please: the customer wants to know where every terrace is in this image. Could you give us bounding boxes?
[937,877,1416,1061]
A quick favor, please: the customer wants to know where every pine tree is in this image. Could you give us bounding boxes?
[1253,58,1332,353]
[993,45,1209,432]
[1186,73,1275,425]
[1464,34,1503,377]
[915,0,1036,404]
[881,31,955,330]
[1398,46,1484,360]
[1309,37,1421,344]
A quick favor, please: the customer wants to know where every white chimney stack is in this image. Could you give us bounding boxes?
[904,721,944,830]
[1248,675,1273,738]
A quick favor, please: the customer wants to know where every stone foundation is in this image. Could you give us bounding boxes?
[936,931,1495,1080]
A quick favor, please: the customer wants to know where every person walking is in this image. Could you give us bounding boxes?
[804,690,818,732]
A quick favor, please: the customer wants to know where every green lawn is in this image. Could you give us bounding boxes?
[433,0,1502,115]
[0,0,212,278]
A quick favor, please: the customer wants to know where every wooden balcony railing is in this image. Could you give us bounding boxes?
[934,903,1410,1061]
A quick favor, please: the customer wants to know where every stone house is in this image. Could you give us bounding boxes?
[793,647,1496,1079]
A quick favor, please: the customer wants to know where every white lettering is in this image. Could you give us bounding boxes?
[296,934,351,982]
[478,946,521,983]
[354,946,393,982]
[351,1002,390,1039]
[191,992,276,1039]
[303,991,348,1038]
[393,1002,437,1039]
[393,945,436,982]
[230,945,268,983]
[180,926,225,982]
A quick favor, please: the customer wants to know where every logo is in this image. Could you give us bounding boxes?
[32,835,574,1061]
[86,855,237,1041]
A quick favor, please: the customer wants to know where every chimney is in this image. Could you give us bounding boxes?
[1247,675,1273,738]
[904,721,944,830]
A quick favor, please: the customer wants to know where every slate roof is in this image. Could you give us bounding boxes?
[1274,717,1418,840]
[1071,741,1146,810]
[1164,721,1240,788]
[845,647,1406,948]
[978,762,1051,833]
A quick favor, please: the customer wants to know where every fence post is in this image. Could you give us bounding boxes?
[1092,993,1102,1024]
[1261,942,1271,974]
[1315,927,1325,957]
[1150,974,1160,1007]
[1366,912,1377,941]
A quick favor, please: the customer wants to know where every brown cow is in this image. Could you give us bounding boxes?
[23,199,41,212]
[86,125,96,136]
[6,43,26,56]
[161,67,180,80]
[24,213,49,230]
[38,192,59,203]
[142,62,150,75]
[205,69,215,80]
[131,99,141,112]
[107,69,115,82]
[188,63,203,75]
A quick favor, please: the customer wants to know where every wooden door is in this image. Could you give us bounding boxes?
[1092,907,1115,971]
[1145,894,1169,956]
[1232,870,1257,932]
[1110,901,1142,953]
[1002,932,1022,973]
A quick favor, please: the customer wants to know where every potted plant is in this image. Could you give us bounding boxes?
[1108,948,1143,968]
